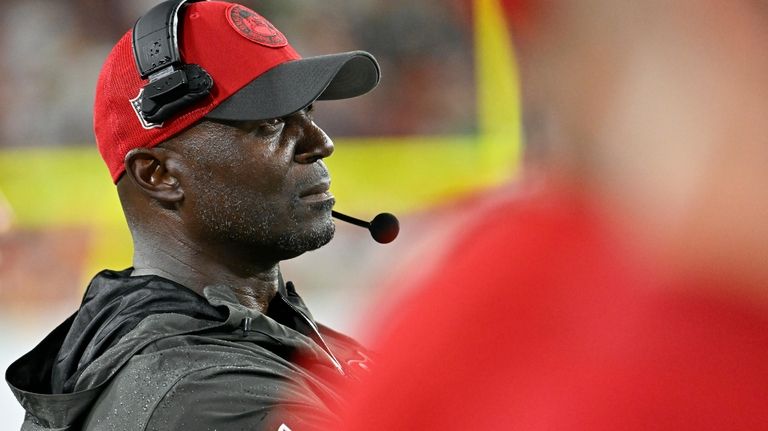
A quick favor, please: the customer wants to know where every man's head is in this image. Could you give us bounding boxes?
[96,0,379,263]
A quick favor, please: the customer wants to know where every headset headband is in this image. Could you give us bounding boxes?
[131,0,213,124]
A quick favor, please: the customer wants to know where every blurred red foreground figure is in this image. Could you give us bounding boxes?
[339,182,768,430]
[339,0,768,427]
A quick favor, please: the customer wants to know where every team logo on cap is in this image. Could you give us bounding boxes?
[226,5,288,48]
[129,89,164,130]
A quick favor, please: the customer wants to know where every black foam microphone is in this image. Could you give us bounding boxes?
[332,211,400,244]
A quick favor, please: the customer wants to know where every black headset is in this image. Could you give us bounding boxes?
[132,0,213,124]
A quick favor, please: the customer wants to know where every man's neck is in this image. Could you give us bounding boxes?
[131,239,280,313]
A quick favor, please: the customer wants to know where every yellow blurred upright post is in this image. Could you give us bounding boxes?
[475,0,523,182]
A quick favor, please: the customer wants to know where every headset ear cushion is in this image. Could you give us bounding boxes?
[142,64,213,124]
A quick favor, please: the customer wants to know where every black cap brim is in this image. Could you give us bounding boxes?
[206,51,380,121]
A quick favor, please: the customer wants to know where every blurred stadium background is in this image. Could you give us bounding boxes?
[0,0,521,425]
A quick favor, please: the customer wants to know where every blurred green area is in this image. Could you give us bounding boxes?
[0,147,122,228]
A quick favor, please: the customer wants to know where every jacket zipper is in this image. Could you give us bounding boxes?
[281,298,346,376]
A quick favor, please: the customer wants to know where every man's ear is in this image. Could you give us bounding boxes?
[124,148,184,203]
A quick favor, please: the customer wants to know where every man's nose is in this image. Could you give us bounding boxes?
[294,118,335,164]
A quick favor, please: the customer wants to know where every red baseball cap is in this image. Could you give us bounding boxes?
[94,0,380,183]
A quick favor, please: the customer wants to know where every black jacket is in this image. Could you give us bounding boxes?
[6,269,371,430]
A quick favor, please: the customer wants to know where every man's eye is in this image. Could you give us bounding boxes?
[258,118,284,132]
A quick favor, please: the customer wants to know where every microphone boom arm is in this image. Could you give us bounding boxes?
[332,210,400,244]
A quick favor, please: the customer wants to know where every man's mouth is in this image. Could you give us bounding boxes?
[299,180,334,203]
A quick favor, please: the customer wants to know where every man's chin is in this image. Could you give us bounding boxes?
[309,220,335,250]
[276,219,335,258]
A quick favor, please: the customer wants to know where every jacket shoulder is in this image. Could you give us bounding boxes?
[81,336,341,431]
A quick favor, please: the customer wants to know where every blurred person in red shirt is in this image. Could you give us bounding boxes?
[338,0,768,429]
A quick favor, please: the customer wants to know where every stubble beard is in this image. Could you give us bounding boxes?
[196,186,336,260]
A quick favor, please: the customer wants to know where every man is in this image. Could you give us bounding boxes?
[6,1,380,429]
[339,0,768,429]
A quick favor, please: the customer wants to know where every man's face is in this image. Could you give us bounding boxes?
[166,105,336,261]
